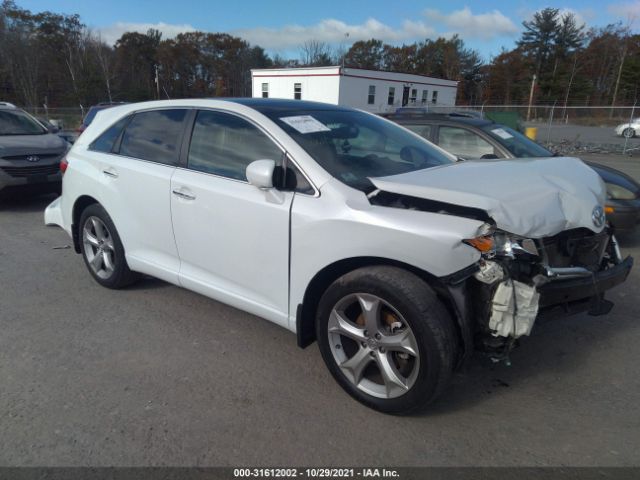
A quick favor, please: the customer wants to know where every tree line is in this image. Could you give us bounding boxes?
[0,1,637,109]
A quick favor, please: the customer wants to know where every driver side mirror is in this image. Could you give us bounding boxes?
[246,159,276,190]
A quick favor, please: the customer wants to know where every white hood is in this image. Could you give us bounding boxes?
[370,157,606,238]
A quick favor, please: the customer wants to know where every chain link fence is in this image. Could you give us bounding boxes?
[21,107,84,131]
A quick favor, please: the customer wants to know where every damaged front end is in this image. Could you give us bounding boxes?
[460,224,633,359]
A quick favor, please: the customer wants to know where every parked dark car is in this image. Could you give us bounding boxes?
[78,102,127,134]
[389,113,640,233]
[0,103,68,197]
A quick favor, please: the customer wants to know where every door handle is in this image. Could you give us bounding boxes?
[102,169,118,178]
[172,189,196,200]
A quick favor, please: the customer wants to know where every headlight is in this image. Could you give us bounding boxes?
[463,227,538,258]
[606,182,636,200]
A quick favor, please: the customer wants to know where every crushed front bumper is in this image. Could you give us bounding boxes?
[538,256,633,312]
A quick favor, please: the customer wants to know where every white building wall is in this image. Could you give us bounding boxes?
[251,67,458,114]
[339,70,457,114]
[252,67,341,104]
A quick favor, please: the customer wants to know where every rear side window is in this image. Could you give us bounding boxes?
[187,110,282,181]
[119,109,187,165]
[89,116,130,153]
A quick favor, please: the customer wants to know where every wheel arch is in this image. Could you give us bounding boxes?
[71,195,100,253]
[296,256,473,365]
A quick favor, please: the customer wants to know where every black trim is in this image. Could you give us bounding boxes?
[178,109,197,168]
[538,256,633,308]
[296,303,315,348]
[71,222,81,253]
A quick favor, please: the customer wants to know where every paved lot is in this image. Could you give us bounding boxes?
[529,122,640,150]
[1,155,639,467]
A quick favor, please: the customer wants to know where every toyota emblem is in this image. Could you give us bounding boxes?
[592,205,606,228]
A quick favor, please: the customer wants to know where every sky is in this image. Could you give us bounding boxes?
[16,0,640,60]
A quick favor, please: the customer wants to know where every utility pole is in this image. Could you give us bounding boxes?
[154,64,160,99]
[526,74,537,122]
[341,32,349,69]
[610,43,627,118]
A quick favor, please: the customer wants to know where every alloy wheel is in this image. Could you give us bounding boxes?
[82,216,116,280]
[327,293,420,399]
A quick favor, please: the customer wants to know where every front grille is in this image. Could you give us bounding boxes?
[1,164,60,178]
[1,153,60,162]
[541,228,610,271]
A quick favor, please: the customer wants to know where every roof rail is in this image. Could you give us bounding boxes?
[0,101,17,108]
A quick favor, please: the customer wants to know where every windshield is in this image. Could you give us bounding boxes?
[0,110,47,135]
[481,124,552,158]
[267,110,453,191]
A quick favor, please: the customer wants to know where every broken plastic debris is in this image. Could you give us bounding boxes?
[489,280,540,338]
[474,261,504,284]
[52,245,71,250]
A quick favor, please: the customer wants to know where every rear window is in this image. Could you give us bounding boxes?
[89,116,130,153]
[119,109,188,165]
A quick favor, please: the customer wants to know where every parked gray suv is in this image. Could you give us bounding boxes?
[0,103,68,197]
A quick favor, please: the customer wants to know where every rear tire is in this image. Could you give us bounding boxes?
[316,266,457,414]
[623,127,636,138]
[79,203,138,289]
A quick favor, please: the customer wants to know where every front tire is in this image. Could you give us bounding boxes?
[316,266,457,414]
[79,204,137,289]
[623,127,636,138]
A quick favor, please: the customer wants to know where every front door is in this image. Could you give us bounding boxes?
[170,109,293,326]
[402,87,410,106]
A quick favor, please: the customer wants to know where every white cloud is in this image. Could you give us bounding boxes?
[423,7,519,39]
[232,18,437,50]
[608,1,640,19]
[95,7,519,50]
[96,22,196,45]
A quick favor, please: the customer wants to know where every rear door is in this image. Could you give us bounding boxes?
[170,109,293,326]
[90,108,189,284]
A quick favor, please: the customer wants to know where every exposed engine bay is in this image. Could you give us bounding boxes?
[370,189,633,360]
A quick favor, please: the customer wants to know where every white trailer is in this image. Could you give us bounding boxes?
[251,66,458,114]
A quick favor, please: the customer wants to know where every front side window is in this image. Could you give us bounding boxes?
[410,89,417,104]
[294,83,302,100]
[432,91,438,104]
[368,85,376,105]
[90,116,130,153]
[119,109,187,165]
[387,87,395,106]
[268,109,452,192]
[421,90,428,105]
[188,110,282,181]
[0,110,46,135]
[261,83,269,98]
[438,126,498,159]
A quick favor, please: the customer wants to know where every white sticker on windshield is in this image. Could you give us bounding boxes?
[280,115,331,134]
[491,128,513,139]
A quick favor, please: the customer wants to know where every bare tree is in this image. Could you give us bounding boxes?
[299,40,334,66]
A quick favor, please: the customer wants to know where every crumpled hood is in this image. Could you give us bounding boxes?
[0,133,67,156]
[370,157,606,238]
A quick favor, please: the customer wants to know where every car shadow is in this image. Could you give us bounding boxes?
[0,191,58,212]
[422,288,637,416]
[616,229,640,248]
[126,276,173,291]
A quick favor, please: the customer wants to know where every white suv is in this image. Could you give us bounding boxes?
[45,99,632,414]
